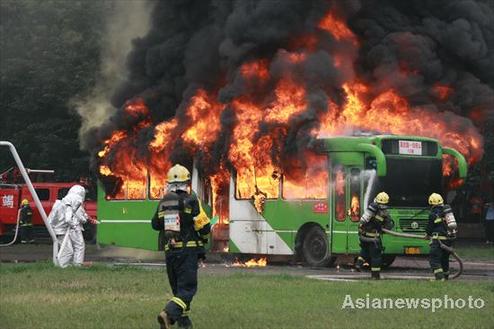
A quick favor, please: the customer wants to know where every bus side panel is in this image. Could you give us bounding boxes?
[97,185,159,250]
[263,199,329,249]
[331,229,347,253]
[229,198,293,255]
[346,226,360,253]
[98,223,157,250]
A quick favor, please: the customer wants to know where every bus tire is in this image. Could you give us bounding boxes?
[301,226,333,267]
[158,230,166,251]
[382,255,396,268]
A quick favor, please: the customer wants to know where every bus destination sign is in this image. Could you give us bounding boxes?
[398,140,422,155]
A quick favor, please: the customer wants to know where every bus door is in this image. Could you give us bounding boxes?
[331,166,346,253]
[331,166,362,254]
[346,167,362,253]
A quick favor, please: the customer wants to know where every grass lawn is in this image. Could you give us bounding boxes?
[0,262,493,329]
[455,243,494,262]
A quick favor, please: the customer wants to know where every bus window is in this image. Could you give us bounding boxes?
[283,155,328,199]
[149,179,165,200]
[235,168,279,199]
[35,188,50,201]
[202,178,212,206]
[113,178,147,200]
[349,168,361,222]
[149,168,167,200]
[334,167,345,221]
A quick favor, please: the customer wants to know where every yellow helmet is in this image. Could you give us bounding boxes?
[167,164,191,183]
[21,199,29,206]
[428,193,444,205]
[374,192,389,204]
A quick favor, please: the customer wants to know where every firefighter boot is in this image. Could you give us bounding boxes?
[433,268,445,281]
[157,310,172,329]
[177,316,193,329]
[355,257,365,272]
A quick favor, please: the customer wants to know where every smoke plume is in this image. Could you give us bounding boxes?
[72,0,153,149]
[88,0,493,197]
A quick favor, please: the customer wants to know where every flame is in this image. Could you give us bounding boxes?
[99,165,112,176]
[182,89,225,147]
[335,168,345,221]
[232,257,268,267]
[210,170,230,223]
[96,8,483,213]
[318,11,358,45]
[350,194,360,222]
[253,188,267,213]
[433,83,453,101]
[283,153,328,199]
[240,59,270,81]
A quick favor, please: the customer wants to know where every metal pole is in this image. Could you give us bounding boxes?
[0,141,59,265]
[27,169,55,174]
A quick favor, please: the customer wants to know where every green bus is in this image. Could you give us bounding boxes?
[97,134,467,266]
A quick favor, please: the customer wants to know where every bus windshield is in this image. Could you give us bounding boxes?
[376,158,442,207]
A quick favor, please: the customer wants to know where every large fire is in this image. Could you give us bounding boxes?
[97,9,484,219]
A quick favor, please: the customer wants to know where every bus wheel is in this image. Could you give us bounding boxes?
[302,226,333,267]
[382,255,396,268]
[158,231,166,251]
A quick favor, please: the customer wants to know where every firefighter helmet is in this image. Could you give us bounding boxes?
[68,185,86,201]
[374,192,389,204]
[167,164,191,183]
[21,199,29,206]
[428,193,444,205]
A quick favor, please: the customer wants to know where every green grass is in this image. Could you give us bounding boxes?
[0,263,493,329]
[455,243,494,262]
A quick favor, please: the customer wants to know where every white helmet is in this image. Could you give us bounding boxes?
[67,184,86,201]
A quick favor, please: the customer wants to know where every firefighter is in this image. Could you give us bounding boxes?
[50,185,91,267]
[152,164,211,329]
[426,193,457,281]
[355,192,394,279]
[19,199,34,243]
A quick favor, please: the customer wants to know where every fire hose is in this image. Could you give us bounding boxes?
[381,228,463,279]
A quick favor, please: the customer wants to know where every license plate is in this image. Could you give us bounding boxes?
[405,247,421,255]
[399,140,422,155]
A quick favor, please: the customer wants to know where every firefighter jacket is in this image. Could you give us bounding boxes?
[19,205,33,225]
[426,205,451,237]
[151,191,211,252]
[359,202,394,236]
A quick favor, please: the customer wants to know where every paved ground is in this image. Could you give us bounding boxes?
[1,243,493,281]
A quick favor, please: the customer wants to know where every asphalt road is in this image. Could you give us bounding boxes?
[1,243,493,281]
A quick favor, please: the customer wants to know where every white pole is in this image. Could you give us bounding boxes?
[27,169,55,174]
[0,141,59,265]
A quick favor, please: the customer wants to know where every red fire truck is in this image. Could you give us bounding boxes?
[0,181,97,241]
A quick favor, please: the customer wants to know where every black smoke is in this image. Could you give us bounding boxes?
[88,0,494,186]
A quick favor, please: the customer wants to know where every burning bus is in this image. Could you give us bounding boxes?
[89,3,487,267]
[96,134,467,266]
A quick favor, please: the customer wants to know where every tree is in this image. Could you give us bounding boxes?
[0,0,110,181]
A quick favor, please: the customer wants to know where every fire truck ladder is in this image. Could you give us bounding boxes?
[0,141,59,265]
